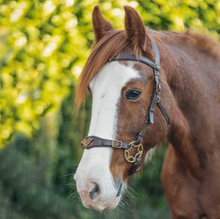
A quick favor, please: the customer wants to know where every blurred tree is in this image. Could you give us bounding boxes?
[0,0,219,147]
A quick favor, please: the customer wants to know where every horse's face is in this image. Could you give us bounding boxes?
[74,6,169,211]
[74,61,143,210]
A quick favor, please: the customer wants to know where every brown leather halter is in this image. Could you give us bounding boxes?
[81,38,170,176]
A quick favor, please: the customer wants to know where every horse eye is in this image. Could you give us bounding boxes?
[125,90,142,100]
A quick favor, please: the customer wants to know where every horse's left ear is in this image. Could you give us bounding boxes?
[92,5,115,42]
[124,6,152,53]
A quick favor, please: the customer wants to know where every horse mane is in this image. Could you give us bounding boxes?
[150,29,220,60]
[75,30,130,112]
[184,30,220,59]
[75,29,220,111]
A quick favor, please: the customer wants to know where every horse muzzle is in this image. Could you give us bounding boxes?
[74,146,124,211]
[74,175,123,211]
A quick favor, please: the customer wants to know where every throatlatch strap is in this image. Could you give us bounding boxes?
[157,98,170,125]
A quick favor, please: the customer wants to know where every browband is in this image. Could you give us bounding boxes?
[81,38,170,176]
[109,52,160,70]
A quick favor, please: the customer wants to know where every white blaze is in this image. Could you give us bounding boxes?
[74,62,140,209]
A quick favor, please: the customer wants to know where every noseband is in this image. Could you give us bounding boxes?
[81,38,170,176]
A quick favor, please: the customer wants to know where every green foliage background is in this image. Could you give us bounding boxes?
[0,0,219,218]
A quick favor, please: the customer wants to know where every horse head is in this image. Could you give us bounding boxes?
[74,5,171,211]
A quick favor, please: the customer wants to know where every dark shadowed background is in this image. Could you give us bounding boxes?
[0,0,219,218]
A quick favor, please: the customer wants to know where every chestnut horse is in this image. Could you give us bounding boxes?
[74,5,220,219]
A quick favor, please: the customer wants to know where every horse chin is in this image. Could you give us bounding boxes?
[82,194,121,211]
[104,195,121,211]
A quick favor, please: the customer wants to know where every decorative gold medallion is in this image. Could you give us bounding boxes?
[81,138,93,148]
[124,141,143,163]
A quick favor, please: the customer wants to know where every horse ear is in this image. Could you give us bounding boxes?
[124,6,151,53]
[92,5,114,42]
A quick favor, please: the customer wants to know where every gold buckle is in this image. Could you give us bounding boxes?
[157,96,160,103]
[112,140,122,148]
[156,65,160,70]
[156,82,161,94]
[109,53,118,62]
[124,141,143,163]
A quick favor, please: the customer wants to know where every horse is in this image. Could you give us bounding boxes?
[74,5,220,219]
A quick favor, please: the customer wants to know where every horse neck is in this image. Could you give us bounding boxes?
[159,40,219,179]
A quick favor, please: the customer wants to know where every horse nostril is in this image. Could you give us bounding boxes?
[90,183,100,200]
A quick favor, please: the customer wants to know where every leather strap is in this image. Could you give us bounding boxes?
[111,53,160,70]
[81,135,143,176]
[129,157,142,175]
[150,37,160,64]
[81,136,130,150]
[157,98,170,126]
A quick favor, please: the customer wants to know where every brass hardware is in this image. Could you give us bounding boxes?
[156,82,161,94]
[112,140,122,148]
[157,96,160,103]
[81,138,93,148]
[109,53,118,62]
[124,141,143,163]
[156,65,160,70]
